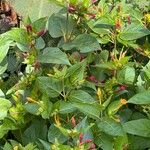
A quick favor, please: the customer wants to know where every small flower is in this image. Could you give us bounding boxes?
[37,29,46,37]
[85,139,93,143]
[87,13,96,19]
[79,133,84,142]
[91,0,98,4]
[120,98,127,105]
[119,85,126,91]
[117,5,122,12]
[88,143,96,150]
[127,15,131,25]
[68,5,76,13]
[26,24,32,33]
[33,60,41,70]
[115,19,121,30]
[71,116,76,127]
[87,75,98,83]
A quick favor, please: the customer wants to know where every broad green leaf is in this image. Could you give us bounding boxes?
[38,47,71,65]
[128,91,150,104]
[71,101,100,119]
[22,120,47,145]
[117,66,135,84]
[128,135,150,150]
[97,117,125,136]
[48,124,67,143]
[63,34,101,53]
[95,132,113,150]
[0,58,8,75]
[37,77,63,98]
[48,14,74,38]
[0,98,11,120]
[6,28,30,44]
[68,90,95,104]
[118,24,150,41]
[65,61,86,84]
[39,95,53,119]
[35,37,45,50]
[8,0,61,21]
[76,117,94,141]
[38,139,51,150]
[58,101,76,114]
[95,62,116,70]
[0,44,9,63]
[123,119,150,137]
[24,103,40,115]
[114,135,128,150]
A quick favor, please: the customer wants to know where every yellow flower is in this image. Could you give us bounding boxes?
[145,13,150,22]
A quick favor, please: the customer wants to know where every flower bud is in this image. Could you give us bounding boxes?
[26,24,32,33]
[37,29,46,37]
[71,116,76,127]
[68,5,76,13]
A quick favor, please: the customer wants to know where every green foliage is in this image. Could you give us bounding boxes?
[0,0,150,149]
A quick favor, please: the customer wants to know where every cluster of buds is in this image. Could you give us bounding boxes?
[25,24,46,37]
[67,1,97,20]
[115,85,126,93]
[87,75,98,83]
[79,133,96,150]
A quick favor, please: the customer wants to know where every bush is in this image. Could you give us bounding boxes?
[0,0,150,149]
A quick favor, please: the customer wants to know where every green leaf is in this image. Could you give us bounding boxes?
[117,66,135,84]
[71,101,100,119]
[118,24,150,41]
[0,98,11,120]
[35,37,45,50]
[24,103,40,115]
[128,135,150,150]
[8,0,61,22]
[48,14,73,38]
[95,62,116,70]
[68,90,95,104]
[38,47,71,65]
[114,135,128,150]
[63,34,101,53]
[0,58,8,75]
[58,101,76,114]
[0,44,9,63]
[37,77,63,98]
[40,95,53,119]
[128,91,150,104]
[123,119,150,137]
[97,117,125,136]
[76,117,94,141]
[22,120,47,145]
[95,132,114,150]
[38,139,51,150]
[48,124,67,144]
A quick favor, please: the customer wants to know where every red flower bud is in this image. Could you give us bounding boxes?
[85,139,93,143]
[26,24,32,33]
[88,13,96,19]
[37,29,46,37]
[79,141,85,145]
[127,16,131,25]
[33,60,41,70]
[88,75,98,83]
[79,133,84,142]
[91,0,98,4]
[71,116,76,127]
[88,144,96,150]
[115,19,121,30]
[68,5,76,13]
[117,5,122,12]
[119,85,126,91]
